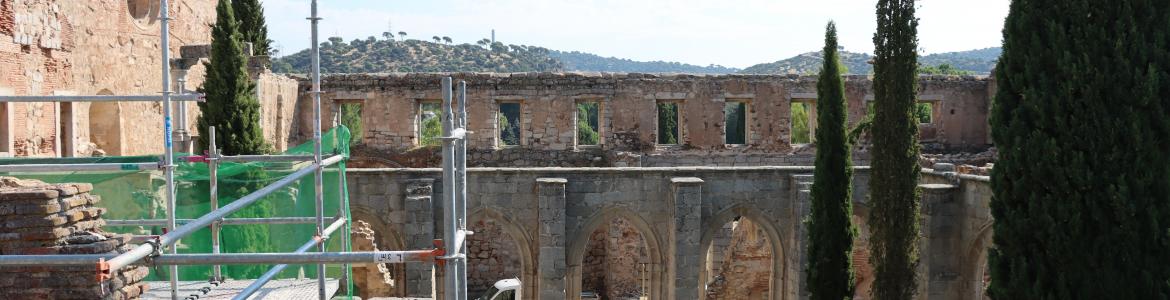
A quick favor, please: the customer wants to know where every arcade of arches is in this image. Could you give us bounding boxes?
[342,164,993,300]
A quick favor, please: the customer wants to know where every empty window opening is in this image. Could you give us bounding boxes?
[915,102,934,124]
[58,102,74,157]
[498,102,521,146]
[576,102,601,146]
[704,217,774,299]
[724,101,747,145]
[582,217,651,300]
[657,102,679,145]
[790,101,815,145]
[418,101,441,147]
[339,102,363,145]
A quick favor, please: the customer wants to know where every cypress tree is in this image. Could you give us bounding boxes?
[232,0,270,56]
[868,0,921,298]
[988,0,1170,298]
[807,21,856,300]
[197,0,269,156]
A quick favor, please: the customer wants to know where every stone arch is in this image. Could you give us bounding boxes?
[467,207,537,300]
[567,207,665,300]
[349,210,407,298]
[89,89,121,155]
[699,204,786,300]
[964,221,994,300]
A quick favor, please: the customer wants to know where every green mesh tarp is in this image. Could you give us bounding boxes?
[0,126,354,283]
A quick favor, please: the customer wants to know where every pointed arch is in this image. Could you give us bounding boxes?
[699,203,786,300]
[567,207,666,300]
[468,207,538,300]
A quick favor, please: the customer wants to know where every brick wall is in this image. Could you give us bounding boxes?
[0,177,148,299]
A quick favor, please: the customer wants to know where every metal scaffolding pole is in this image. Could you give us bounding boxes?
[0,94,204,102]
[159,0,178,298]
[106,217,325,227]
[233,217,347,300]
[454,80,469,300]
[0,250,442,267]
[0,162,158,172]
[218,154,316,162]
[308,1,326,298]
[209,126,222,281]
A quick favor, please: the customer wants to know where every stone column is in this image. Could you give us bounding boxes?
[670,177,704,300]
[536,178,568,300]
[918,183,960,300]
[404,178,436,298]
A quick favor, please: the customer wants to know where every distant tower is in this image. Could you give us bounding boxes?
[491,29,495,44]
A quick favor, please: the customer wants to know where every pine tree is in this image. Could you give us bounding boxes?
[232,0,270,56]
[806,21,856,300]
[868,0,921,298]
[197,0,269,155]
[988,0,1170,298]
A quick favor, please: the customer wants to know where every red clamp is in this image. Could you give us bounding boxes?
[432,239,447,267]
[97,258,112,282]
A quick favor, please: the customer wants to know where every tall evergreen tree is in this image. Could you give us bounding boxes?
[232,0,270,56]
[197,0,268,155]
[807,21,856,300]
[868,0,921,298]
[988,0,1170,298]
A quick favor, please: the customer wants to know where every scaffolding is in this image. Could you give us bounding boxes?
[0,0,470,299]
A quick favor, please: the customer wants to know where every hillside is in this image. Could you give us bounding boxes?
[272,36,564,73]
[740,49,875,75]
[550,50,739,74]
[740,47,1001,75]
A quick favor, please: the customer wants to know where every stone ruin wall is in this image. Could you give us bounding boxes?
[1,0,299,157]
[0,177,148,299]
[295,72,994,168]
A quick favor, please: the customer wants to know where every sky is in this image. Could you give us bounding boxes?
[263,0,1011,69]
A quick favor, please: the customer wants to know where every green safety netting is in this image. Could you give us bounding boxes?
[0,126,356,293]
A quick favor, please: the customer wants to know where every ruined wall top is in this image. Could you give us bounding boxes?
[293,72,994,168]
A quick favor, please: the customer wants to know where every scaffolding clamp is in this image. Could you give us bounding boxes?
[97,257,112,281]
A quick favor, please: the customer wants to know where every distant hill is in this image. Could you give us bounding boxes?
[272,36,563,73]
[550,50,740,74]
[920,47,1001,74]
[740,47,1001,75]
[740,49,875,75]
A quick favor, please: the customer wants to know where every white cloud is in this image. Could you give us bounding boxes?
[263,0,1009,68]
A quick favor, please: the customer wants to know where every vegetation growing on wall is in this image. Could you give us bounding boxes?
[868,0,922,298]
[988,0,1170,298]
[806,21,857,300]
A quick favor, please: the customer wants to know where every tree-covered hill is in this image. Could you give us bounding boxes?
[549,50,740,74]
[740,47,1001,75]
[272,36,564,73]
[740,48,875,75]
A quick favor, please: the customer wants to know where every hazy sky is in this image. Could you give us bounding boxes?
[263,0,1010,69]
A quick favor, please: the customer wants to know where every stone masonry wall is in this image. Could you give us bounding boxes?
[1,0,297,157]
[297,73,992,167]
[0,177,148,299]
[468,217,523,297]
[704,218,772,299]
